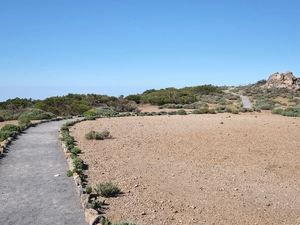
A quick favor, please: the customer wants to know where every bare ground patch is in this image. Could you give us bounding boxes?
[70,113,300,224]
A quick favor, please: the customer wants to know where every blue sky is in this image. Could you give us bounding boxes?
[1,0,299,101]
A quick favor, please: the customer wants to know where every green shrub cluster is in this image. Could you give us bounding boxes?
[272,107,300,117]
[60,119,86,179]
[20,109,56,120]
[255,99,276,110]
[0,124,21,141]
[85,130,112,140]
[192,107,216,114]
[18,116,32,128]
[177,109,187,115]
[161,102,209,109]
[95,107,119,117]
[94,182,120,197]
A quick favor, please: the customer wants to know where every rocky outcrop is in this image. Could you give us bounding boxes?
[265,71,300,88]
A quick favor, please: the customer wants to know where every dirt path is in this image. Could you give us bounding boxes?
[0,120,87,225]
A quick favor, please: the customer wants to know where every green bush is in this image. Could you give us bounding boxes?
[73,157,84,170]
[0,124,21,141]
[177,109,187,115]
[271,108,284,115]
[278,107,300,117]
[67,170,74,177]
[199,107,216,114]
[85,186,92,194]
[0,131,12,142]
[83,109,98,117]
[94,182,119,197]
[255,99,276,110]
[71,147,81,155]
[1,124,21,133]
[191,109,201,114]
[167,111,177,115]
[95,107,119,117]
[85,130,112,140]
[125,94,141,104]
[91,200,104,209]
[18,116,32,128]
[99,218,111,225]
[20,109,56,120]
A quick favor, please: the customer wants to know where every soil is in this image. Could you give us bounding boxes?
[69,110,300,225]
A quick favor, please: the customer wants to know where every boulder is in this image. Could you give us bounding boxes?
[265,71,300,88]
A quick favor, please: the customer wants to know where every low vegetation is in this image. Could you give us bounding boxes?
[85,130,112,140]
[0,124,21,141]
[272,107,300,117]
[94,182,120,197]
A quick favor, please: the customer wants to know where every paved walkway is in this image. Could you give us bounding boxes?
[224,88,253,108]
[0,120,87,225]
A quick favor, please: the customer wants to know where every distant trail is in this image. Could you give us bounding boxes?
[224,88,253,109]
[0,120,87,225]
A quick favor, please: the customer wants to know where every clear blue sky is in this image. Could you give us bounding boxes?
[1,0,299,101]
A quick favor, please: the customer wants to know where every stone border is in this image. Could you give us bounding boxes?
[0,137,13,156]
[59,127,104,225]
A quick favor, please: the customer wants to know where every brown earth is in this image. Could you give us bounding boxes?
[69,111,300,225]
[0,120,19,129]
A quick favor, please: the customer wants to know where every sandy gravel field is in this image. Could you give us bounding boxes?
[70,112,300,225]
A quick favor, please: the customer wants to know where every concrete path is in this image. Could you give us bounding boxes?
[0,120,87,225]
[224,88,253,108]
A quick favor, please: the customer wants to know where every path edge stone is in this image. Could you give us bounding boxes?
[59,126,102,225]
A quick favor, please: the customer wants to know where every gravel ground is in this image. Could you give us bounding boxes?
[0,120,87,225]
[70,112,300,225]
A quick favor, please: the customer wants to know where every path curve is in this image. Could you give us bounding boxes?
[225,88,253,108]
[0,120,87,225]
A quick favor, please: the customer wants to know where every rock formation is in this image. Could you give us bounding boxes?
[265,71,300,89]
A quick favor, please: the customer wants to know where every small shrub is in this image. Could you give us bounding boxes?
[83,109,98,117]
[71,147,81,155]
[167,111,177,115]
[85,186,92,194]
[0,116,4,122]
[94,182,119,197]
[177,109,187,115]
[18,116,32,128]
[99,217,111,225]
[1,124,20,133]
[20,109,56,120]
[63,115,73,119]
[91,200,104,209]
[239,107,247,113]
[191,109,201,114]
[85,130,112,140]
[0,131,11,142]
[271,108,284,115]
[199,107,215,114]
[67,170,74,177]
[95,107,118,117]
[73,157,84,170]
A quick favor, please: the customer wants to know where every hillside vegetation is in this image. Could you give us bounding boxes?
[1,78,300,121]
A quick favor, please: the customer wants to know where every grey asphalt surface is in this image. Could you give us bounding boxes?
[0,120,87,225]
[239,95,253,108]
[224,89,253,108]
